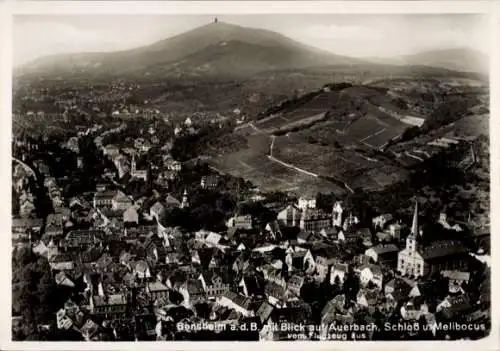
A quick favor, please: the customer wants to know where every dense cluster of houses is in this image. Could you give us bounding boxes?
[11,119,490,341]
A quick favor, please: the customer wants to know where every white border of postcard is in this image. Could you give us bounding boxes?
[0,1,498,350]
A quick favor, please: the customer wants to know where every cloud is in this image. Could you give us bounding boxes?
[14,21,126,65]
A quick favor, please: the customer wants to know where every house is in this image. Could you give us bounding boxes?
[93,190,116,208]
[238,275,265,297]
[144,234,168,262]
[165,194,181,209]
[441,270,470,293]
[198,270,230,299]
[277,204,301,227]
[147,281,169,301]
[356,288,379,308]
[33,240,49,258]
[262,266,287,288]
[437,294,473,320]
[55,272,75,288]
[49,253,75,272]
[181,279,206,307]
[401,299,430,320]
[358,264,384,290]
[103,144,120,157]
[365,244,399,265]
[256,301,274,331]
[112,190,133,211]
[150,202,166,222]
[384,277,413,303]
[286,275,304,296]
[64,230,104,250]
[12,217,43,235]
[20,200,36,218]
[45,214,65,238]
[331,201,344,227]
[226,215,253,230]
[90,294,128,316]
[80,319,100,341]
[397,202,469,278]
[216,291,254,317]
[321,294,347,325]
[386,222,403,240]
[320,227,339,241]
[123,206,139,224]
[299,208,332,233]
[134,260,151,279]
[330,263,349,286]
[313,245,345,281]
[265,282,287,308]
[265,221,282,240]
[56,309,73,330]
[298,196,316,210]
[372,214,394,230]
[200,175,219,189]
[342,212,360,231]
[285,249,315,272]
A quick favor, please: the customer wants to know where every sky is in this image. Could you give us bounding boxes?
[13,14,490,66]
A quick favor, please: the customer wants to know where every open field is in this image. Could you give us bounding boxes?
[207,134,346,195]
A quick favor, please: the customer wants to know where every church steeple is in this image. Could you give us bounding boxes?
[131,154,136,173]
[181,189,189,209]
[411,200,419,237]
[406,200,420,252]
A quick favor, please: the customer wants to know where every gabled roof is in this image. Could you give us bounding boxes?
[240,275,265,296]
[187,279,205,295]
[221,291,252,310]
[256,301,274,324]
[150,201,165,214]
[421,240,468,260]
[359,264,383,277]
[368,244,399,255]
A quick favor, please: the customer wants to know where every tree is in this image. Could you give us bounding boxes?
[343,269,360,305]
[12,247,59,340]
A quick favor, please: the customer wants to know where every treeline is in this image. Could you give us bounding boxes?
[257,82,353,119]
[171,124,246,162]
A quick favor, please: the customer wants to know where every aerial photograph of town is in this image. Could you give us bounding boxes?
[10,12,490,342]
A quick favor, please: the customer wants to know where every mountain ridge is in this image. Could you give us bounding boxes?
[16,21,362,78]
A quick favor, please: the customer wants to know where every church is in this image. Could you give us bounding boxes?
[397,201,469,278]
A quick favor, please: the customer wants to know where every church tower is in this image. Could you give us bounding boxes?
[406,201,420,252]
[181,189,189,209]
[131,154,136,174]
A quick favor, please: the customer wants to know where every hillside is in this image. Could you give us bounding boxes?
[367,48,488,75]
[210,75,488,196]
[16,21,360,79]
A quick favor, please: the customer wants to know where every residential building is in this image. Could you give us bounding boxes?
[299,208,332,233]
[112,190,133,211]
[226,214,253,230]
[93,190,116,208]
[200,175,219,189]
[298,197,316,210]
[365,244,399,265]
[90,294,128,316]
[277,204,301,227]
[147,281,169,301]
[198,271,230,299]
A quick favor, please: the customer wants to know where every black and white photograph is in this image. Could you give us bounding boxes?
[2,0,496,347]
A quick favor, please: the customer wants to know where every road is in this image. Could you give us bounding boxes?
[12,157,38,181]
